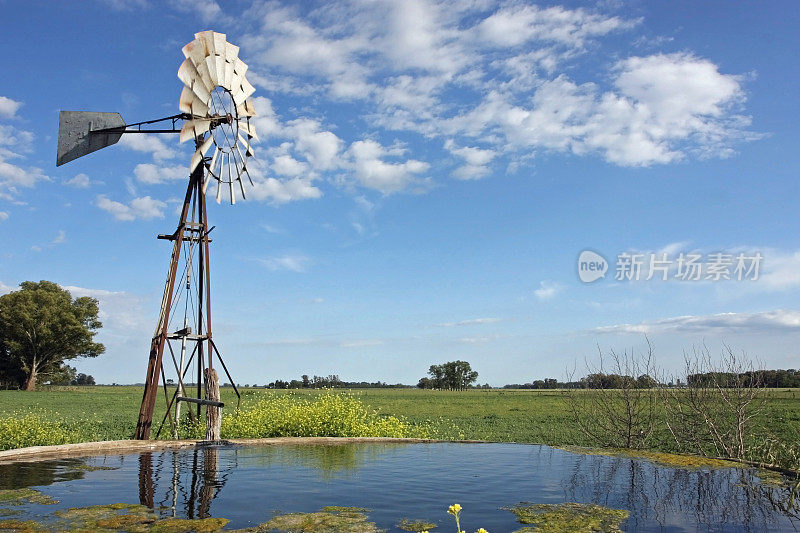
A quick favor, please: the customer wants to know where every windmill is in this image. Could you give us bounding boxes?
[56,31,257,440]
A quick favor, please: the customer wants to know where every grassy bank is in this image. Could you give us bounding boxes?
[0,386,798,453]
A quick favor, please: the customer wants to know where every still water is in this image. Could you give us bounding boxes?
[0,442,797,531]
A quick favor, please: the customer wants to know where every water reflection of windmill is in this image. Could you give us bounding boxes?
[56,31,257,439]
[138,446,233,519]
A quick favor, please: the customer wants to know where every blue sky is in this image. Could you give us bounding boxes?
[1,0,799,385]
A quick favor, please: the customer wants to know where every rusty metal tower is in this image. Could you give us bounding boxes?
[56,31,257,439]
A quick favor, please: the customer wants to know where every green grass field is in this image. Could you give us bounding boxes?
[1,386,798,452]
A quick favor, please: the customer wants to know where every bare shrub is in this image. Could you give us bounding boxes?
[662,343,766,461]
[567,340,659,449]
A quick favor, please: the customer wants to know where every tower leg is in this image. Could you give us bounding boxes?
[134,166,201,439]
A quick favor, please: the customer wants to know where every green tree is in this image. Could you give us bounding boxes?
[0,281,104,390]
[72,373,95,386]
[49,364,77,386]
[425,360,478,390]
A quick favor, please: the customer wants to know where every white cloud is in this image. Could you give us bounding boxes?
[51,230,66,245]
[260,223,284,234]
[248,176,322,204]
[593,309,800,335]
[448,53,751,166]
[242,2,754,174]
[534,280,562,300]
[99,0,148,10]
[246,100,434,196]
[62,284,151,339]
[347,140,430,193]
[758,250,800,290]
[133,163,188,184]
[445,140,497,180]
[258,254,310,272]
[96,195,167,221]
[656,241,693,256]
[437,317,502,327]
[286,118,345,170]
[64,173,91,188]
[272,154,309,177]
[249,96,284,139]
[170,0,225,23]
[223,0,761,207]
[585,53,751,165]
[0,96,22,119]
[0,120,49,199]
[459,336,494,344]
[379,0,466,76]
[244,3,372,98]
[475,4,637,48]
[0,211,8,221]
[119,134,178,162]
[340,339,384,348]
[0,160,48,189]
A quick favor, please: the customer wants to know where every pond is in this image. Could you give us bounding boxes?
[0,442,797,531]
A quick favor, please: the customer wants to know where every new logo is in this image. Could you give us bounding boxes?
[578,250,607,283]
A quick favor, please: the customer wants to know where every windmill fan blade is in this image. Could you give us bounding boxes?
[195,60,215,92]
[182,39,208,69]
[232,78,256,105]
[204,147,222,193]
[178,59,201,90]
[202,168,212,194]
[235,144,249,173]
[194,30,217,55]
[224,42,240,63]
[179,118,212,143]
[244,167,254,187]
[204,56,220,87]
[179,86,209,116]
[212,32,227,56]
[223,59,234,90]
[237,132,254,157]
[227,153,235,205]
[230,154,247,199]
[238,119,258,141]
[231,58,248,90]
[236,99,257,118]
[213,56,226,89]
[190,135,214,172]
[216,166,223,204]
[206,146,220,179]
[182,79,210,109]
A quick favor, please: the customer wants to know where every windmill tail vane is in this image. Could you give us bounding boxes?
[55,31,258,440]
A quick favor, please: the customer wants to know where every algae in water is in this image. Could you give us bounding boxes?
[0,489,57,507]
[397,517,437,531]
[504,502,629,533]
[260,506,381,532]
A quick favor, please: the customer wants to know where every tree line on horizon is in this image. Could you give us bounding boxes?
[264,374,410,389]
[505,369,800,389]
